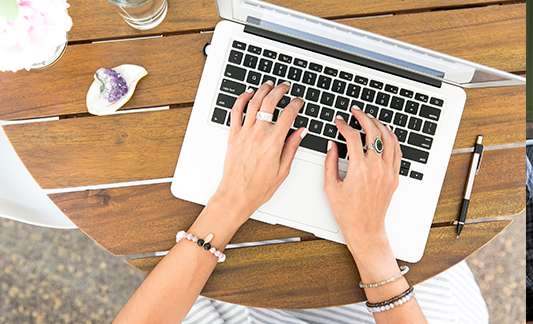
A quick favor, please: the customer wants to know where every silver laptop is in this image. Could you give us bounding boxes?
[171,0,525,262]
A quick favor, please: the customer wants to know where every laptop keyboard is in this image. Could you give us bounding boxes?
[211,39,445,181]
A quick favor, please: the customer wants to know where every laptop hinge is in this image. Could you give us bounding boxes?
[244,25,442,88]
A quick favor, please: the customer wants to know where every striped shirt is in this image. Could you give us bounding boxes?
[183,261,488,323]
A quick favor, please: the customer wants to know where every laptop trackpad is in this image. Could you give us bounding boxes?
[259,157,340,233]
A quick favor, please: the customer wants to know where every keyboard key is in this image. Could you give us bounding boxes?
[419,105,441,121]
[247,70,262,85]
[212,108,227,124]
[400,88,414,98]
[300,133,328,153]
[349,115,362,130]
[430,97,444,107]
[395,128,408,142]
[393,112,408,127]
[336,141,348,159]
[390,96,405,110]
[279,54,292,63]
[220,79,246,95]
[305,103,320,117]
[323,124,338,138]
[291,83,306,97]
[305,88,320,102]
[303,71,317,85]
[248,45,262,54]
[378,108,393,123]
[216,93,237,109]
[258,58,273,73]
[336,111,350,122]
[277,96,291,108]
[263,49,277,59]
[375,92,390,106]
[226,114,231,126]
[335,96,350,111]
[408,117,423,131]
[422,121,437,135]
[354,76,368,85]
[317,75,332,90]
[294,58,308,68]
[361,88,376,102]
[401,160,411,169]
[229,50,243,64]
[410,170,424,180]
[346,84,361,98]
[243,54,258,69]
[385,84,399,94]
[400,145,429,164]
[262,75,276,85]
[232,40,246,50]
[324,67,338,77]
[408,133,433,150]
[277,78,287,85]
[309,119,324,134]
[288,67,303,81]
[370,80,384,90]
[332,79,347,94]
[224,64,246,81]
[309,62,323,72]
[405,100,419,114]
[339,71,353,81]
[320,107,335,122]
[273,62,288,77]
[400,168,409,176]
[415,93,429,102]
[294,115,309,128]
[320,92,335,106]
[365,104,379,118]
[351,99,365,111]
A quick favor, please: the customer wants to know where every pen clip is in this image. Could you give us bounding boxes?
[475,145,484,175]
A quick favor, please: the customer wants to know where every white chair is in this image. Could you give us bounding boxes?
[0,125,76,229]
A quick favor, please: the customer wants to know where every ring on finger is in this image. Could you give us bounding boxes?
[364,136,384,155]
[256,110,274,123]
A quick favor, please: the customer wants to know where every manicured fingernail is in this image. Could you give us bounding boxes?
[300,128,308,139]
[327,140,333,152]
[352,105,361,111]
[336,115,344,121]
[386,124,392,131]
[282,81,291,87]
[265,80,274,86]
[366,113,374,119]
[246,88,254,93]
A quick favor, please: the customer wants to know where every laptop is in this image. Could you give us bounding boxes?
[171,0,525,262]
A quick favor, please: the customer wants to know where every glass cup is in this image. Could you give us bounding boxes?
[108,0,168,31]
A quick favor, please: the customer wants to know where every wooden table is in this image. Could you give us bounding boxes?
[0,0,525,308]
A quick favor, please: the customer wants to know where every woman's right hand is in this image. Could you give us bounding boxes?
[324,107,402,256]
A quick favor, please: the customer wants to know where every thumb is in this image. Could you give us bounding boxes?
[324,140,340,188]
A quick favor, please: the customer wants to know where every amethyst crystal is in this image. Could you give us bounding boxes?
[95,68,129,103]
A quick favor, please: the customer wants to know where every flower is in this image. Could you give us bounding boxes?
[0,0,73,72]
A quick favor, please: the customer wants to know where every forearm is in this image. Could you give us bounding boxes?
[114,197,246,324]
[348,236,427,324]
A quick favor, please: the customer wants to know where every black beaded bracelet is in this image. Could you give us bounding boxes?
[366,286,414,308]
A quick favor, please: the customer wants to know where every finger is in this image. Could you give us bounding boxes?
[335,114,363,161]
[392,132,402,174]
[256,81,291,128]
[370,118,395,165]
[350,106,380,159]
[275,97,305,138]
[278,127,307,179]
[243,80,274,128]
[230,87,254,135]
[324,140,340,189]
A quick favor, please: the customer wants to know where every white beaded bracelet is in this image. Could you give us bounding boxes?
[176,230,226,263]
[366,288,415,313]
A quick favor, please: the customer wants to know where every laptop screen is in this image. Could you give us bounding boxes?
[217,0,525,88]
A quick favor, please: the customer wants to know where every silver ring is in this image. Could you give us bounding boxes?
[256,111,274,123]
[364,137,384,154]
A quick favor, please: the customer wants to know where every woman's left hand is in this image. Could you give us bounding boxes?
[210,81,306,226]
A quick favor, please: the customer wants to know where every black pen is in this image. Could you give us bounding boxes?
[456,135,484,238]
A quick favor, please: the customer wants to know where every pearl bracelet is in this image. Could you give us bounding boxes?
[176,230,226,263]
[366,286,415,313]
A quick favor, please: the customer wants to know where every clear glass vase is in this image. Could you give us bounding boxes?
[108,0,168,31]
[31,41,68,70]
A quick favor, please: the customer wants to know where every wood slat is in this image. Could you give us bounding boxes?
[129,220,510,308]
[67,0,516,42]
[0,4,525,120]
[4,86,524,188]
[49,147,524,256]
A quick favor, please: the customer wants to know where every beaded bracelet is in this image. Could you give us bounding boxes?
[359,265,410,288]
[366,286,415,313]
[176,230,226,263]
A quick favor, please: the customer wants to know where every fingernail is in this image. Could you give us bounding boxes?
[366,113,374,119]
[245,88,254,93]
[282,81,291,87]
[386,124,392,131]
[265,80,274,86]
[352,105,361,111]
[300,128,308,139]
[327,140,333,152]
[336,115,344,121]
